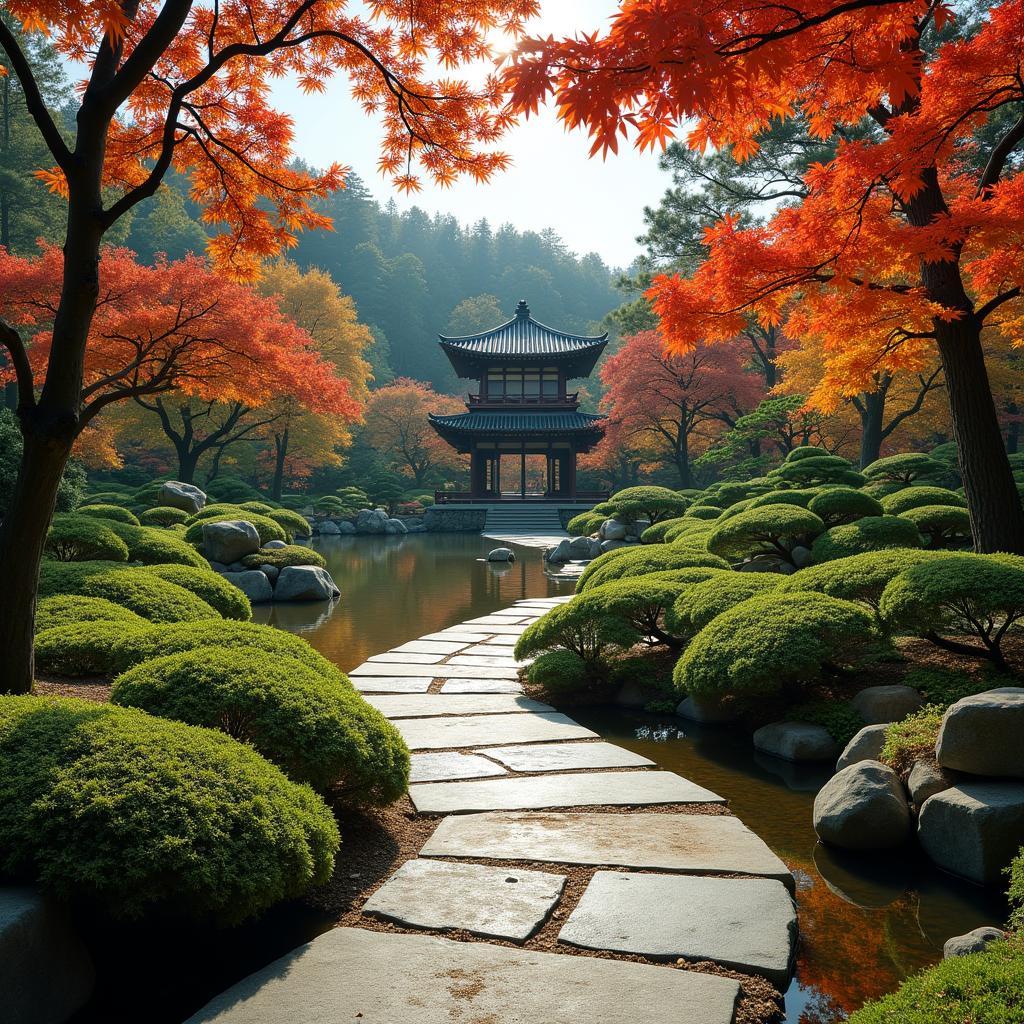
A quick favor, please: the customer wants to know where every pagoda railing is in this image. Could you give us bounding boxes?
[434,490,609,505]
[467,393,579,408]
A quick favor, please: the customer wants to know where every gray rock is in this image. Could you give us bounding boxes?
[908,759,956,805]
[790,544,813,568]
[569,535,599,559]
[384,518,408,534]
[318,519,340,535]
[813,760,912,850]
[423,506,488,533]
[263,539,287,549]
[936,687,1024,778]
[0,886,94,1024]
[221,570,273,604]
[676,695,740,724]
[600,538,629,553]
[202,520,260,563]
[545,538,573,563]
[335,520,356,535]
[158,480,207,514]
[836,724,890,771]
[485,742,653,773]
[273,565,340,602]
[259,564,279,583]
[409,752,507,784]
[851,684,923,725]
[396,711,597,750]
[355,508,386,534]
[918,782,1024,884]
[487,547,515,562]
[754,721,840,762]
[602,519,627,541]
[206,560,230,573]
[943,926,1005,958]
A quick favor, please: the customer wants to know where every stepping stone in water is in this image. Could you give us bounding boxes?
[350,676,433,694]
[186,928,740,1024]
[396,711,597,751]
[409,770,724,813]
[394,640,469,655]
[421,812,793,888]
[559,872,797,986]
[362,859,565,941]
[351,662,520,679]
[367,652,445,665]
[439,678,524,694]
[485,741,654,772]
[409,752,507,784]
[363,694,553,719]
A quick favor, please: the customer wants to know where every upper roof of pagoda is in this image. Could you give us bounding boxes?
[439,300,608,379]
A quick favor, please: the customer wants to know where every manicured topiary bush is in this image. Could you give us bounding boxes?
[265,507,312,541]
[880,554,1024,670]
[706,505,825,565]
[75,504,141,526]
[0,696,339,924]
[879,705,944,774]
[184,511,287,546]
[35,620,159,676]
[807,487,884,526]
[35,595,146,634]
[137,564,251,621]
[102,521,208,568]
[640,516,688,543]
[82,490,134,506]
[111,648,408,802]
[879,485,967,515]
[714,498,757,521]
[45,515,130,563]
[575,545,729,592]
[664,517,713,542]
[138,506,191,527]
[523,650,594,696]
[1010,851,1024,931]
[239,501,278,514]
[603,486,690,524]
[186,502,256,522]
[748,488,818,510]
[515,598,640,663]
[899,505,973,548]
[241,545,327,571]
[674,592,876,700]
[567,511,605,536]
[863,452,946,485]
[579,576,702,647]
[683,505,723,521]
[205,476,263,504]
[811,515,923,562]
[771,455,866,488]
[668,573,783,635]
[785,446,830,462]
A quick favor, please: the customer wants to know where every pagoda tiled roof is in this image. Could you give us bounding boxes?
[427,410,606,436]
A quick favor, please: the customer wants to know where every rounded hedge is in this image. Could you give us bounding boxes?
[670,573,783,635]
[674,592,876,699]
[640,516,688,543]
[807,487,884,525]
[578,576,700,645]
[35,621,159,676]
[748,488,818,510]
[665,518,714,542]
[900,504,972,548]
[35,595,146,634]
[567,511,605,536]
[706,505,825,562]
[136,564,252,621]
[0,696,339,924]
[45,515,130,563]
[771,455,866,488]
[75,504,142,526]
[240,545,327,571]
[515,597,640,662]
[879,486,967,515]
[604,485,690,524]
[863,452,946,484]
[82,490,134,506]
[683,505,724,521]
[239,501,278,514]
[785,446,830,462]
[265,507,312,541]
[523,650,593,696]
[575,545,730,592]
[111,647,408,802]
[138,506,190,527]
[811,516,923,562]
[102,521,208,568]
[184,511,287,547]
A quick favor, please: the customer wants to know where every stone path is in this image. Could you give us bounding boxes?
[188,595,796,1024]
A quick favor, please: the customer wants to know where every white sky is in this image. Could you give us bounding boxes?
[268,1,670,269]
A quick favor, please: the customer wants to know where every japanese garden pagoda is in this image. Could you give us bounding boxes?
[428,300,607,501]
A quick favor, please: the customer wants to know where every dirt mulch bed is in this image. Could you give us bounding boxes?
[33,674,112,702]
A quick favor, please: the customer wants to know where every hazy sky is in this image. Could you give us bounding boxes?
[268,1,670,269]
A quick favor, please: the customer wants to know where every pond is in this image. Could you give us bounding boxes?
[71,534,1007,1024]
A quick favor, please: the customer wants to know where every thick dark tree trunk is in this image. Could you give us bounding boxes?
[272,430,288,501]
[675,433,691,489]
[858,389,886,468]
[1006,403,1019,455]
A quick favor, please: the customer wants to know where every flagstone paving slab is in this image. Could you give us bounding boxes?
[394,640,469,655]
[409,771,724,813]
[439,678,524,694]
[396,712,598,751]
[350,676,433,693]
[484,741,655,772]
[419,631,493,643]
[421,812,792,887]
[461,643,525,656]
[364,693,553,719]
[481,636,518,646]
[447,654,525,668]
[462,624,531,635]
[367,652,445,665]
[351,662,520,679]
[559,872,797,986]
[362,859,565,941]
[409,752,508,784]
[464,615,534,626]
[186,928,741,1024]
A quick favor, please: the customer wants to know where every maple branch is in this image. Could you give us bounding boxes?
[880,365,944,441]
[978,110,1024,197]
[0,318,34,411]
[0,20,72,171]
[976,288,1022,323]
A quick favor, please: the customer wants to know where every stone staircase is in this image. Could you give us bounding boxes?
[482,503,567,535]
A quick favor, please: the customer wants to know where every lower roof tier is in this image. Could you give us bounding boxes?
[428,410,606,451]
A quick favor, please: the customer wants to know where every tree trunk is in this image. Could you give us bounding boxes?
[675,431,691,489]
[272,429,288,501]
[858,389,886,467]
[175,443,200,484]
[1006,403,1019,455]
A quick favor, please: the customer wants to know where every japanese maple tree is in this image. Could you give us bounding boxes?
[505,0,1024,552]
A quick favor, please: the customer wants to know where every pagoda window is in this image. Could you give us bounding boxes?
[485,366,561,400]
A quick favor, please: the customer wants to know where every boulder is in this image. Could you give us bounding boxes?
[487,548,516,563]
[569,536,601,560]
[943,926,1006,958]
[675,695,739,724]
[264,539,288,549]
[545,539,573,564]
[336,520,356,535]
[600,539,629,554]
[917,781,1024,884]
[0,887,94,1024]
[384,518,408,535]
[601,520,628,541]
[221,570,273,605]
[790,545,813,569]
[202,520,261,563]
[259,564,280,583]
[626,519,651,539]
[158,480,206,514]
[274,565,341,602]
[207,560,230,574]
[753,722,840,763]
[355,508,387,534]
[850,685,923,725]
[935,687,1024,778]
[908,760,956,805]
[836,724,890,771]
[813,760,913,850]
[318,520,341,535]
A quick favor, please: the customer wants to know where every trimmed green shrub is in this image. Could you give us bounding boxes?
[265,507,312,541]
[0,696,339,924]
[240,545,327,571]
[880,486,967,515]
[903,666,1005,707]
[567,511,605,536]
[776,549,940,611]
[674,592,876,699]
[683,505,723,521]
[879,705,945,775]
[640,516,689,543]
[604,486,690,524]
[206,477,264,504]
[515,598,640,662]
[103,521,208,568]
[82,490,134,506]
[785,446,829,462]
[75,504,141,526]
[136,564,252,621]
[880,554,1024,669]
[45,515,130,563]
[864,452,946,485]
[807,487,884,526]
[789,698,865,746]
[111,648,408,802]
[186,502,260,522]
[184,511,287,547]
[900,505,973,548]
[664,518,714,542]
[35,595,146,634]
[239,501,278,514]
[1009,851,1024,931]
[715,498,757,521]
[748,488,818,510]
[771,455,866,488]
[35,621,159,676]
[523,650,595,697]
[669,573,783,635]
[811,516,923,562]
[579,576,700,646]
[706,505,825,564]
[138,506,190,527]
[576,545,729,592]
